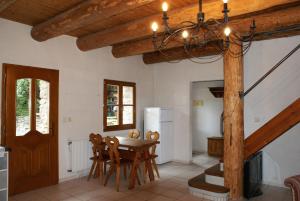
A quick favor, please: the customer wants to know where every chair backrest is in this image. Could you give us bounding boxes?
[128,129,140,139]
[145,131,160,155]
[105,136,120,165]
[89,133,105,160]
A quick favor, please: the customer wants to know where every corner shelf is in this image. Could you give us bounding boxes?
[0,152,8,201]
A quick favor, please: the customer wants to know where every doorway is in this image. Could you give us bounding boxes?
[191,80,224,168]
[1,64,59,195]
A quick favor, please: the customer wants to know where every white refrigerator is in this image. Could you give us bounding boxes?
[144,107,173,164]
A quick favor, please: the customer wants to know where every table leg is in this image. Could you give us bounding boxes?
[128,151,140,189]
[144,150,155,182]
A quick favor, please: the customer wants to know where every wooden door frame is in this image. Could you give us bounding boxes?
[1,63,59,195]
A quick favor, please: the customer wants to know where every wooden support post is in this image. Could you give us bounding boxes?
[0,0,16,13]
[223,36,244,200]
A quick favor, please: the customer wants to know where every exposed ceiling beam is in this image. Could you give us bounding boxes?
[76,0,299,51]
[0,0,16,13]
[143,40,222,64]
[251,24,300,41]
[112,5,300,58]
[31,0,156,42]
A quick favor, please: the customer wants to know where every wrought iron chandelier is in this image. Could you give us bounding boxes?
[151,0,257,63]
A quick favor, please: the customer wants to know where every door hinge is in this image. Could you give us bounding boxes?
[50,121,54,134]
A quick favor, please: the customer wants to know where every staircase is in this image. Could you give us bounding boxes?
[188,98,300,201]
[189,162,229,201]
[244,97,300,159]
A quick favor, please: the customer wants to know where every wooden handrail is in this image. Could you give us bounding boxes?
[244,98,300,159]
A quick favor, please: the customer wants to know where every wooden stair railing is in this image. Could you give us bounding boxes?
[244,98,300,159]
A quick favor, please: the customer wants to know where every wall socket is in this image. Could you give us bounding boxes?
[63,117,72,123]
[254,117,261,123]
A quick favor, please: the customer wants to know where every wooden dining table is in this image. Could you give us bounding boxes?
[112,136,159,189]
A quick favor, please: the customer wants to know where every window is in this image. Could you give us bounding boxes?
[15,78,51,136]
[103,79,136,131]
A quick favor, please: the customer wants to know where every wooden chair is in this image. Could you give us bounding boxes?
[128,129,140,139]
[87,133,109,183]
[104,136,131,192]
[145,131,160,178]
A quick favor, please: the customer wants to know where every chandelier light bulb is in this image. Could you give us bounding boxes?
[162,2,169,12]
[224,27,231,36]
[151,22,158,32]
[223,0,229,3]
[182,30,189,39]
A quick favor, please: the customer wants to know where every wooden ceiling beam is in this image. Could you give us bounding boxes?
[143,40,223,64]
[76,0,299,51]
[31,0,156,42]
[113,5,300,58]
[0,0,16,13]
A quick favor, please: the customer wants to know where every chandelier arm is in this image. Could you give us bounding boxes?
[205,18,224,26]
[242,30,256,42]
[183,41,224,61]
[178,21,198,27]
[187,53,224,64]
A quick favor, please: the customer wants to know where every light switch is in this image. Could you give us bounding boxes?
[254,117,260,123]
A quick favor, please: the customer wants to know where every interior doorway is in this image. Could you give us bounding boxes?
[1,64,59,195]
[191,80,224,168]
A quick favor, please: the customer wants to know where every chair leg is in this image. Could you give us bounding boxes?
[144,162,148,183]
[152,159,160,178]
[123,164,127,180]
[94,162,99,178]
[99,161,104,184]
[87,161,96,181]
[104,161,107,175]
[138,165,144,184]
[104,164,114,186]
[136,172,141,186]
[116,166,121,192]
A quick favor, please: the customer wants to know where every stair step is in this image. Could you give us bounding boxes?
[188,173,229,201]
[205,174,224,186]
[205,164,224,177]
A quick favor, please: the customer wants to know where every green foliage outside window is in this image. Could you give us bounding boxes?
[16,79,30,117]
[16,79,42,117]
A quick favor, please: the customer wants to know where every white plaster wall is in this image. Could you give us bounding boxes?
[0,19,154,180]
[191,81,224,153]
[152,59,224,163]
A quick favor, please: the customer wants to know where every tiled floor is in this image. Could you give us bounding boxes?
[192,152,219,169]
[9,162,292,201]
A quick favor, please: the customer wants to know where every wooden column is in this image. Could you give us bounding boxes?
[223,37,244,200]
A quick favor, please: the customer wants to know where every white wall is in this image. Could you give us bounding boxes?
[191,81,224,153]
[153,59,224,163]
[0,19,154,180]
[152,35,300,186]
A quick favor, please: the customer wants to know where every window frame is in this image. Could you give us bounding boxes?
[103,79,136,132]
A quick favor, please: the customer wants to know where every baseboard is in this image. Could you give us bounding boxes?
[59,169,89,183]
[262,180,287,188]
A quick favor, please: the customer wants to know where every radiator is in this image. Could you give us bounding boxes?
[67,139,92,172]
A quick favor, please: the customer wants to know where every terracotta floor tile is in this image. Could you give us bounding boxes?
[8,162,292,201]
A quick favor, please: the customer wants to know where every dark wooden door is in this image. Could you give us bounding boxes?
[1,64,59,195]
